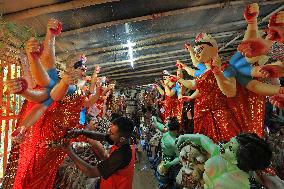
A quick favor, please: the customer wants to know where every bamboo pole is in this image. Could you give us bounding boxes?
[3,63,11,172]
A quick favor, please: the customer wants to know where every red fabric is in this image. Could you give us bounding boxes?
[164,95,183,123]
[3,86,42,189]
[100,145,135,189]
[96,98,104,118]
[158,100,166,123]
[2,100,37,189]
[13,95,85,189]
[194,70,242,142]
[227,82,265,138]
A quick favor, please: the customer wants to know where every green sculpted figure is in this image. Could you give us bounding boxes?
[176,133,272,189]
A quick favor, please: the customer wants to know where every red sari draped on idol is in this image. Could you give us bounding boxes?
[174,84,184,124]
[13,94,85,189]
[2,100,37,189]
[171,96,183,123]
[96,97,104,118]
[163,84,183,123]
[158,98,166,123]
[194,70,242,143]
[227,80,265,138]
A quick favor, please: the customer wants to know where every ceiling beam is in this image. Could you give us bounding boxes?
[92,54,190,74]
[57,0,283,37]
[261,4,284,22]
[107,64,176,78]
[112,72,162,80]
[88,49,186,69]
[86,34,239,70]
[57,31,194,58]
[57,30,237,59]
[100,49,235,77]
[4,0,120,21]
[100,58,191,75]
[116,78,156,86]
[56,18,246,65]
[60,40,185,60]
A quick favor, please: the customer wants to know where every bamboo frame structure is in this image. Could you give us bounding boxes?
[0,47,23,177]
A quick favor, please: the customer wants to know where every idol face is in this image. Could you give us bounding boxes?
[177,143,208,187]
[194,43,217,63]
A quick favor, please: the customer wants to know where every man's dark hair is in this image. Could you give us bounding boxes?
[112,117,134,138]
[110,113,121,122]
[167,117,180,131]
[236,133,272,172]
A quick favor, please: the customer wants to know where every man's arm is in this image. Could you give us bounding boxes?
[67,129,108,142]
[88,139,109,160]
[67,146,101,178]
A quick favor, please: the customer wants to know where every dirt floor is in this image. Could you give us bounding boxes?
[132,152,158,189]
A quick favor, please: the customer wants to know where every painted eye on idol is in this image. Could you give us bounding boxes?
[194,46,204,54]
[73,60,84,69]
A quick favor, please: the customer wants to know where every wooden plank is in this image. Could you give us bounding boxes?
[4,0,121,21]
